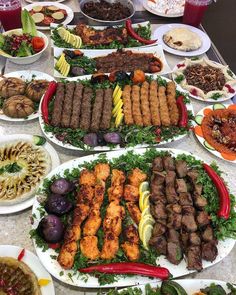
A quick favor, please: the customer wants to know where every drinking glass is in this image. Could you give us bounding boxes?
[0,0,22,31]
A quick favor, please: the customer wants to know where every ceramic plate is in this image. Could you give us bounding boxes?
[39,74,193,151]
[0,245,55,295]
[0,134,60,214]
[53,45,172,78]
[24,2,74,30]
[153,23,211,57]
[193,103,236,163]
[50,21,157,49]
[26,0,65,3]
[172,58,236,102]
[0,70,55,122]
[32,147,235,288]
[118,279,234,293]
[142,0,184,18]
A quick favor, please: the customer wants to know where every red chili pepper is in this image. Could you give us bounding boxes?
[126,20,157,45]
[17,249,25,261]
[48,243,60,249]
[203,163,230,219]
[177,63,185,68]
[176,96,188,128]
[41,81,57,124]
[225,84,235,94]
[79,262,170,280]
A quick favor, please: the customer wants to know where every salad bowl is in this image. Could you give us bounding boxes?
[1,29,48,64]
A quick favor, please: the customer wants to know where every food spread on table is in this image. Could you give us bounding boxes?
[147,0,185,16]
[81,0,132,21]
[0,76,50,118]
[163,27,202,52]
[172,58,236,101]
[30,148,236,285]
[40,74,192,150]
[29,5,67,26]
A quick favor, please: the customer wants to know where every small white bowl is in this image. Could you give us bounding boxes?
[2,29,48,64]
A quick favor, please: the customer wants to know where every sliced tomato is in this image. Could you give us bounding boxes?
[48,243,60,249]
[42,16,54,25]
[32,36,45,52]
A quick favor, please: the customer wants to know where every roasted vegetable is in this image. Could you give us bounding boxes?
[109,71,129,83]
[37,215,65,243]
[50,178,74,195]
[91,73,109,84]
[83,133,98,147]
[161,280,188,295]
[200,283,227,295]
[103,132,121,144]
[3,95,35,118]
[130,70,146,84]
[45,194,73,216]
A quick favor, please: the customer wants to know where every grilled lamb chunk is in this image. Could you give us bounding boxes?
[150,173,166,204]
[152,157,164,172]
[175,160,188,178]
[197,211,210,227]
[165,171,178,203]
[182,206,198,232]
[187,170,199,182]
[193,195,207,209]
[189,232,201,246]
[202,241,218,262]
[149,235,167,255]
[181,231,189,249]
[202,225,214,242]
[179,192,193,206]
[176,179,188,193]
[152,223,166,237]
[166,204,182,214]
[167,229,180,243]
[194,183,203,195]
[163,156,175,171]
[167,212,182,230]
[167,242,183,265]
[150,202,167,220]
[187,245,202,271]
[152,172,165,185]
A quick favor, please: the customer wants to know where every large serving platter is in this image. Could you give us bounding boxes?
[0,245,55,295]
[0,134,60,214]
[24,2,74,31]
[50,21,157,49]
[153,23,211,57]
[117,279,233,294]
[193,103,236,163]
[39,74,193,151]
[32,147,235,288]
[0,70,55,122]
[53,45,172,78]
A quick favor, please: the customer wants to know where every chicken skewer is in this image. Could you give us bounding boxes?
[140,81,152,126]
[166,81,179,126]
[158,86,171,126]
[149,80,161,126]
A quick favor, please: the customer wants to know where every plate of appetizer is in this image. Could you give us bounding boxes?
[51,21,157,49]
[24,2,74,30]
[107,280,236,294]
[0,134,60,214]
[194,103,236,163]
[142,0,185,18]
[53,45,171,78]
[39,73,193,151]
[153,23,211,57]
[0,245,55,295]
[0,70,55,121]
[26,0,66,3]
[30,147,236,287]
[172,58,236,102]
[0,10,48,64]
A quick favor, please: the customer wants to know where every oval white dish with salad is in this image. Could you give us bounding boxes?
[0,10,48,64]
[30,147,236,287]
[172,57,236,102]
[38,73,193,151]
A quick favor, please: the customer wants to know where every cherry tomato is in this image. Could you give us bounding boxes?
[42,16,54,25]
[32,36,45,52]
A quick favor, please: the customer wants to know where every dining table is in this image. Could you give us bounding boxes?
[0,0,236,294]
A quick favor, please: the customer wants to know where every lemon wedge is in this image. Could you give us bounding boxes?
[38,278,51,286]
[113,85,121,99]
[139,181,149,195]
[142,223,153,250]
[113,89,122,105]
[139,190,150,212]
[138,215,155,242]
[112,99,123,116]
[141,204,151,218]
[115,112,124,127]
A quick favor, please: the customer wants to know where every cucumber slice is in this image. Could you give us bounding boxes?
[33,135,46,146]
[213,103,226,110]
[204,140,215,151]
[195,115,203,125]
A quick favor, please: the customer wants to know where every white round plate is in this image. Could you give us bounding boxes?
[118,279,233,293]
[24,2,74,30]
[172,58,236,102]
[32,147,235,288]
[39,75,194,151]
[0,245,55,295]
[154,23,211,57]
[0,134,60,214]
[26,0,65,2]
[193,103,236,163]
[142,0,184,17]
[0,70,55,122]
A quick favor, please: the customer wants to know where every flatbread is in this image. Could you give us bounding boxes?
[163,27,202,52]
[0,257,42,295]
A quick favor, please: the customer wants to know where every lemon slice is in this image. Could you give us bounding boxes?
[75,36,82,48]
[139,190,150,212]
[138,215,155,242]
[113,85,121,99]
[57,27,67,39]
[142,223,153,250]
[112,99,123,116]
[113,89,122,105]
[139,181,149,195]
[115,113,124,127]
[141,204,151,218]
